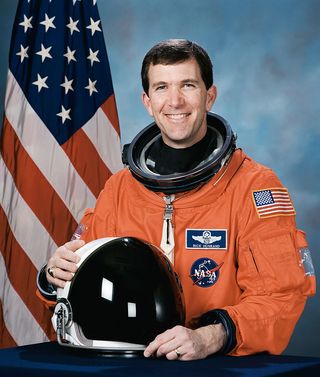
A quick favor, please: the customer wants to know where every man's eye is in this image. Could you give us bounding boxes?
[155,85,166,91]
[183,83,195,88]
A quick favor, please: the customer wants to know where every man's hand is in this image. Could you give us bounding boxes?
[46,239,84,288]
[143,324,227,361]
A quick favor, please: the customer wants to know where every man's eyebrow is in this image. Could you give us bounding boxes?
[151,79,199,88]
[151,81,167,88]
[181,79,199,84]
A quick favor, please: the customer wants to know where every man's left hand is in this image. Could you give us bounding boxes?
[143,324,226,361]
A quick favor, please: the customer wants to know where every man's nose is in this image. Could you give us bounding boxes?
[167,87,184,107]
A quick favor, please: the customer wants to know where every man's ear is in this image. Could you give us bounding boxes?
[141,92,154,117]
[206,85,217,112]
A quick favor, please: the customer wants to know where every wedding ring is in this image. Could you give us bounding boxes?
[47,266,56,278]
[175,348,181,358]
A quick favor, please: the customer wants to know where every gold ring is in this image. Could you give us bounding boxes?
[47,266,56,278]
[175,348,181,358]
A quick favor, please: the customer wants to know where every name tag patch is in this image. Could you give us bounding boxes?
[186,229,227,249]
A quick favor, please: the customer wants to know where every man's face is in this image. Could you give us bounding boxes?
[142,59,216,148]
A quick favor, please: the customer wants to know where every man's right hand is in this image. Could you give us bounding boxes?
[46,239,85,288]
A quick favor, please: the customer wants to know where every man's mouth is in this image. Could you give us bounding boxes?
[165,113,189,120]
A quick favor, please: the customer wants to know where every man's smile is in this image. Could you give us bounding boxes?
[165,113,190,120]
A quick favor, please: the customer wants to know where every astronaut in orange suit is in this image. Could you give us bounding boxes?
[38,39,316,360]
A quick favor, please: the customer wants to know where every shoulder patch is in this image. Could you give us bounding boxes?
[252,187,296,219]
[71,223,87,240]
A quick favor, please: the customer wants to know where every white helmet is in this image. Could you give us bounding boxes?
[52,237,185,354]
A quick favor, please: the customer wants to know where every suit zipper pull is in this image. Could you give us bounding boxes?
[160,194,175,263]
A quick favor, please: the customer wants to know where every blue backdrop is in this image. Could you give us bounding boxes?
[0,0,319,357]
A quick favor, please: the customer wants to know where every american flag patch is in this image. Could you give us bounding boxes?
[252,188,296,218]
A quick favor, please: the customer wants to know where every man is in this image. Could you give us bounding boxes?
[37,39,315,360]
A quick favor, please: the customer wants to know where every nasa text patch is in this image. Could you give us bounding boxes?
[189,258,223,287]
[186,229,227,249]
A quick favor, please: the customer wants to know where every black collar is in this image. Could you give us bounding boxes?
[146,129,217,175]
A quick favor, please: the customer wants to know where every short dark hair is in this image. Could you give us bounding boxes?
[141,39,213,94]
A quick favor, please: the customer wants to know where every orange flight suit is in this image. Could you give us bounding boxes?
[75,148,315,356]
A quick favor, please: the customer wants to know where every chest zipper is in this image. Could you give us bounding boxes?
[160,194,175,264]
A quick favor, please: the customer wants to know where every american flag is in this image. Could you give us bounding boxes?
[252,188,296,219]
[0,0,123,347]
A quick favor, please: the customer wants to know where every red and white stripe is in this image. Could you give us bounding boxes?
[0,72,123,347]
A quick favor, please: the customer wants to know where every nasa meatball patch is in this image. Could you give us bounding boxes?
[189,258,223,287]
[186,229,227,249]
